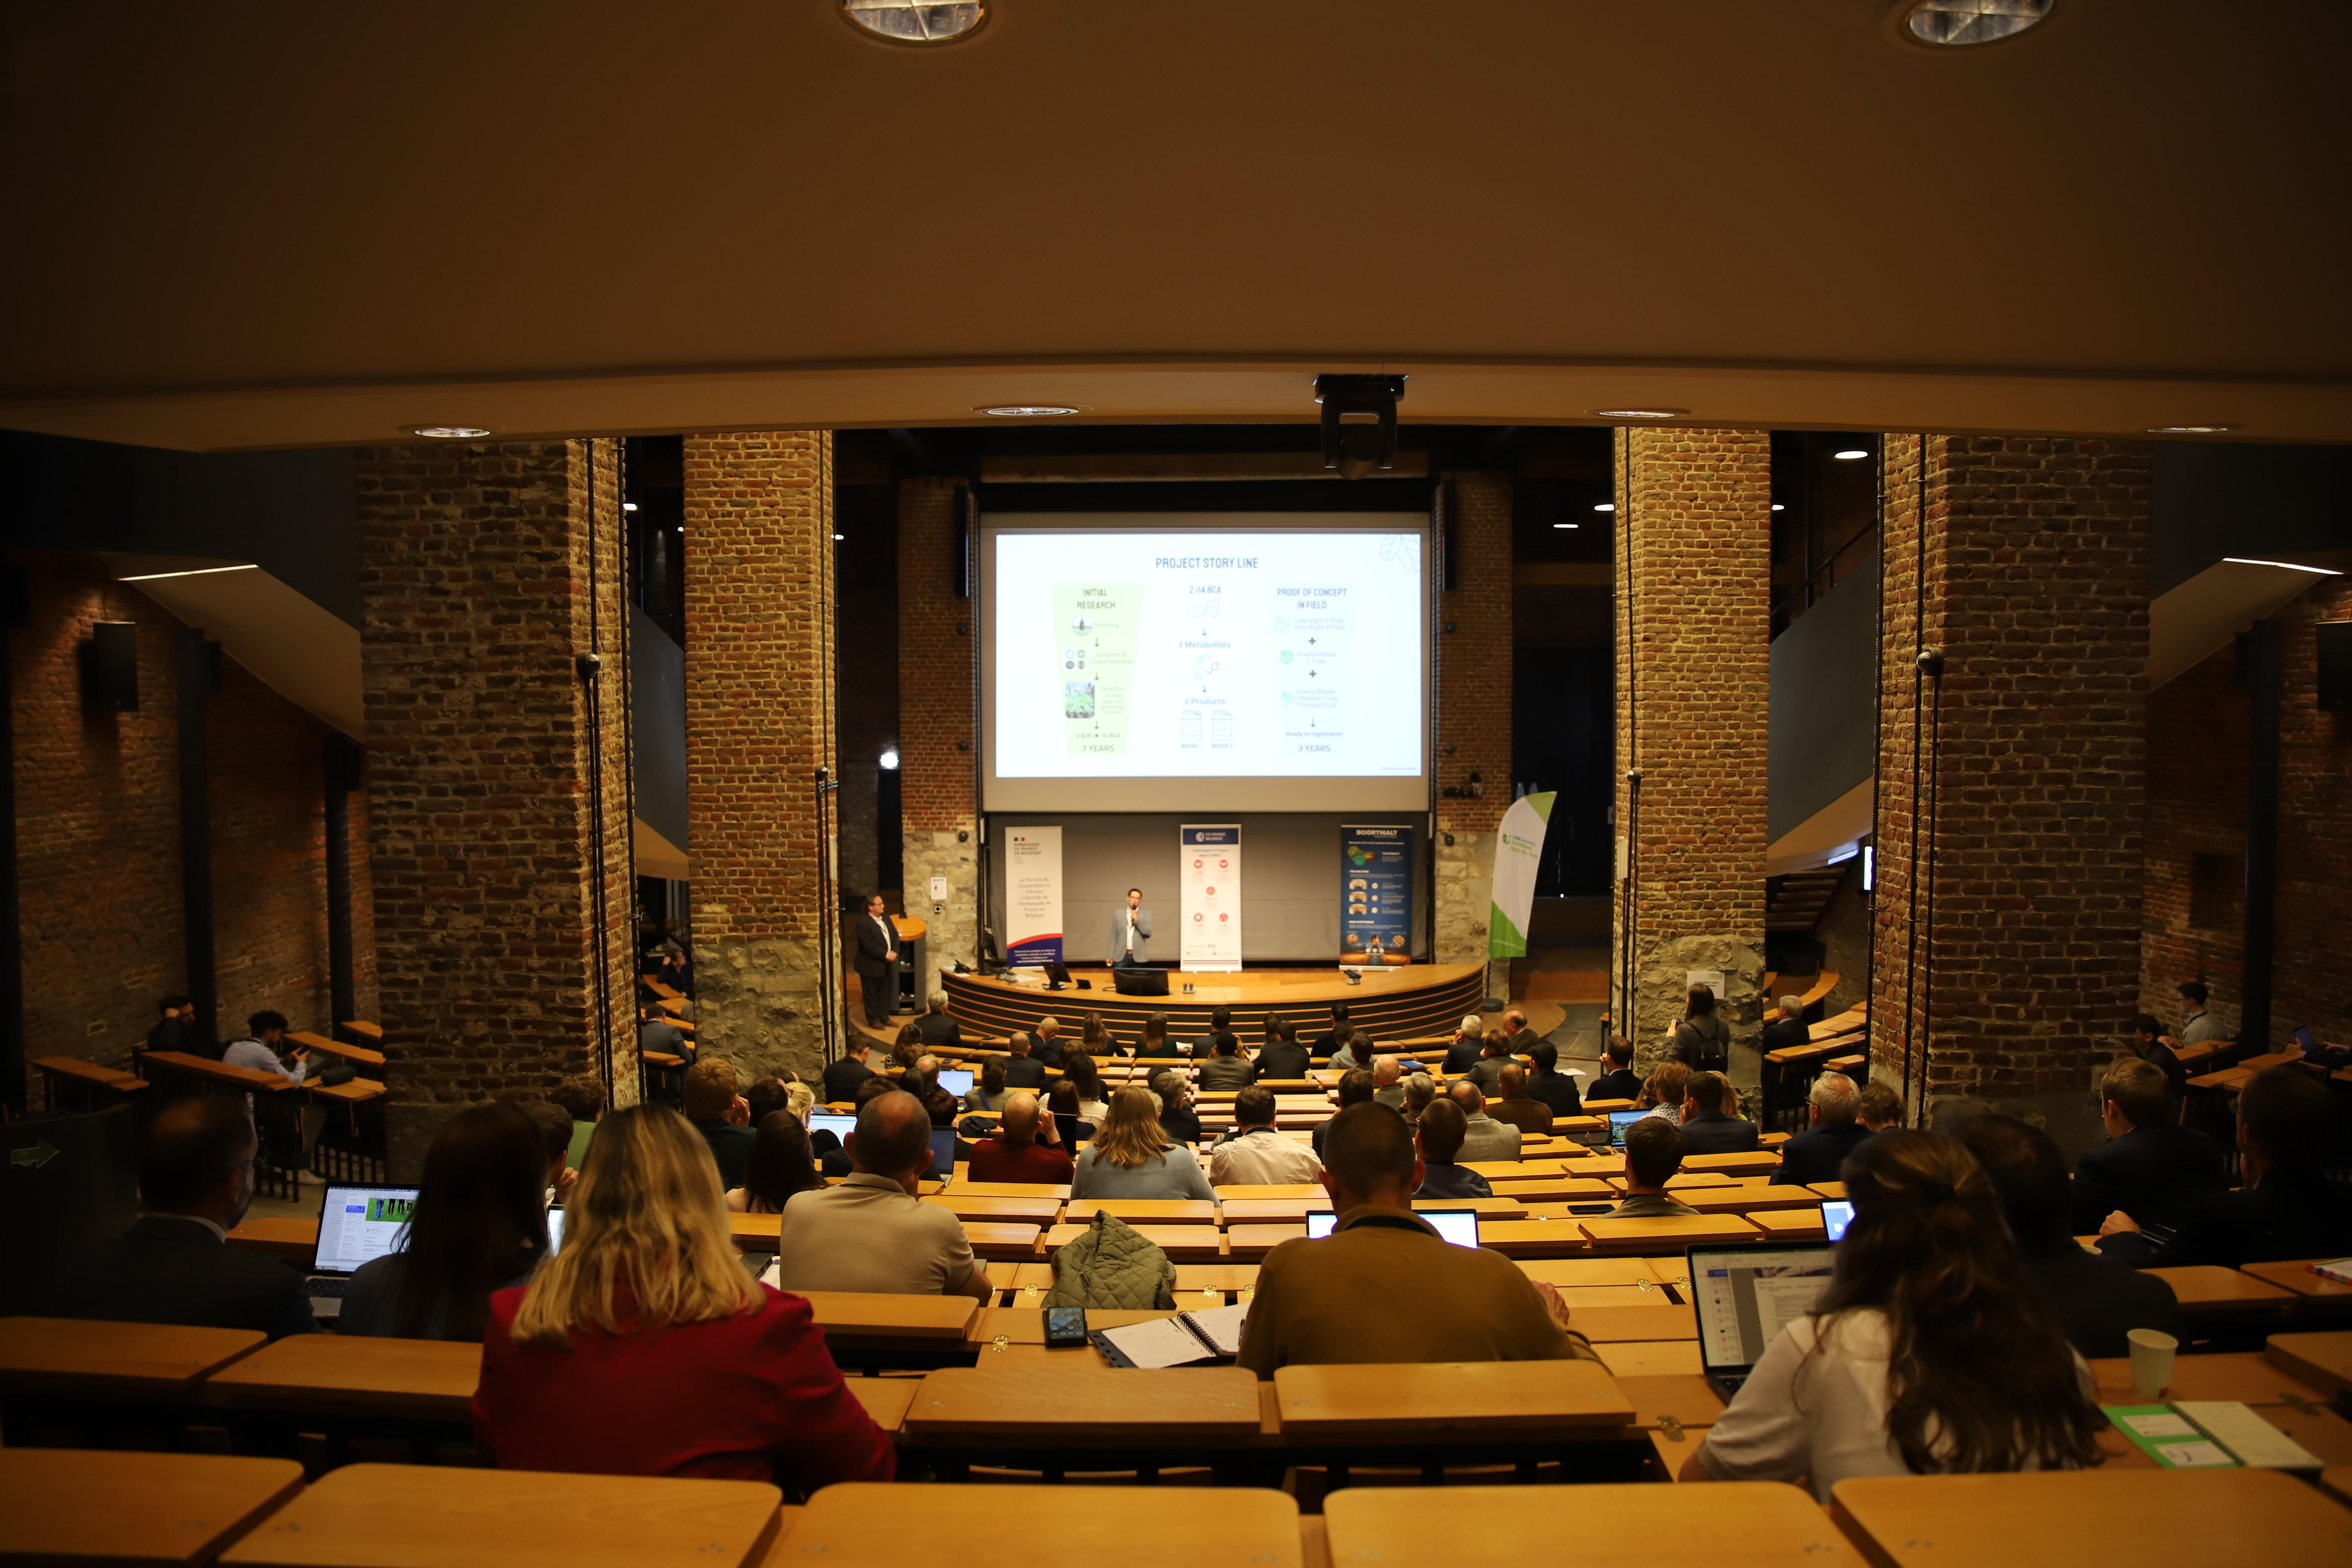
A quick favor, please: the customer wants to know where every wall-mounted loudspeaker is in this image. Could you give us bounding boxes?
[2318,621,2352,712]
[83,621,139,712]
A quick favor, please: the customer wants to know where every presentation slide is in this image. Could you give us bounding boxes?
[983,517,1428,812]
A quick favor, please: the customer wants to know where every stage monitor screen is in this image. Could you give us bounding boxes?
[982,516,1430,812]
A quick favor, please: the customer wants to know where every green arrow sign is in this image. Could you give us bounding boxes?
[10,1142,60,1169]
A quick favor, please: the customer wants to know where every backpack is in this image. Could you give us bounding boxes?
[1677,1017,1730,1075]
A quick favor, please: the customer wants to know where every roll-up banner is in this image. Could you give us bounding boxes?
[1340,825,1413,966]
[1488,791,1555,960]
[1004,825,1064,966]
[1180,824,1242,971]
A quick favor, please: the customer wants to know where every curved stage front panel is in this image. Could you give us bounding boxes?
[937,964,1486,1051]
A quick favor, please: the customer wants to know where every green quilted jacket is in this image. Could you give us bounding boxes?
[1042,1210,1177,1310]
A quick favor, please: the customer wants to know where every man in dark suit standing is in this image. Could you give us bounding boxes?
[38,1096,316,1339]
[1678,1071,1761,1155]
[1769,1071,1872,1185]
[1587,1038,1642,1103]
[852,893,900,1029]
[2069,1057,2226,1236]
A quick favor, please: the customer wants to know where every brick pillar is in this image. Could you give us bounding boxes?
[897,479,978,976]
[358,439,635,1171]
[683,432,837,1080]
[1612,428,1772,1066]
[1434,471,1513,995]
[1870,435,2151,1139]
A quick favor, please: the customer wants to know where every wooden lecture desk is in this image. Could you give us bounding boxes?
[338,1021,383,1041]
[1578,1214,1763,1253]
[2267,1329,2352,1399]
[1326,1481,1839,1566]
[220,1464,782,1568]
[0,1316,263,1400]
[29,1053,150,1111]
[967,1307,1185,1347]
[2145,1265,2297,1316]
[1593,1340,1706,1378]
[1039,1222,1227,1261]
[1830,1469,2352,1568]
[1747,1208,1830,1239]
[900,1364,1263,1469]
[0,1449,304,1568]
[1273,1359,1633,1439]
[1562,1301,1698,1343]
[227,1216,322,1265]
[206,1334,480,1424]
[942,963,1484,1051]
[2243,1257,2352,1301]
[1513,1256,1688,1289]
[847,1378,919,1433]
[730,1212,1040,1263]
[796,1292,978,1351]
[781,1484,1302,1568]
[284,1031,386,1071]
[2088,1348,2335,1408]
[1063,1197,1218,1225]
[919,1194,1062,1225]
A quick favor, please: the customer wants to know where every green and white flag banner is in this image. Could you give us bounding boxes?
[1487,792,1554,960]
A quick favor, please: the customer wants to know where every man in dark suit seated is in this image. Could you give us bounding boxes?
[1769,1070,1871,1186]
[1500,1008,1543,1060]
[1442,1017,1485,1075]
[2067,1058,2225,1236]
[2128,1012,2188,1102]
[2100,1065,2352,1268]
[912,991,963,1050]
[1957,1113,2182,1360]
[1586,1037,1642,1103]
[1524,1041,1583,1117]
[1758,995,1809,1057]
[822,1036,878,1103]
[1487,1064,1554,1139]
[1188,1006,1233,1059]
[1309,1003,1351,1058]
[1002,1034,1049,1089]
[37,1095,316,1339]
[1678,1070,1760,1155]
[1255,1016,1312,1082]
[1410,1100,1494,1200]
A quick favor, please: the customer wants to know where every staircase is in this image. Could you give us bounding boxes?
[1766,865,1846,933]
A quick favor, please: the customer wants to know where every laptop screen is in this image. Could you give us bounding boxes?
[1821,1200,1855,1242]
[313,1184,420,1275]
[1608,1109,1648,1148]
[1306,1210,1480,1248]
[935,1067,974,1097]
[1689,1243,1836,1374]
[807,1112,857,1145]
[929,1127,957,1179]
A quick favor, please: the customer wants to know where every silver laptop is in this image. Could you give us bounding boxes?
[305,1183,419,1317]
[1688,1241,1836,1401]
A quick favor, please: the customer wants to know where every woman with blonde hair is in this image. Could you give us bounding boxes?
[472,1104,893,1488]
[1069,1084,1216,1199]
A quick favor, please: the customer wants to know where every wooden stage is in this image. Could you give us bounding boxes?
[913,964,1488,1052]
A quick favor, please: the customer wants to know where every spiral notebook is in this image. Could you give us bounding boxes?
[1089,1304,1250,1369]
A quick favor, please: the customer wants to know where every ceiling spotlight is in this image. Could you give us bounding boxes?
[976,404,1081,418]
[1593,503,1616,512]
[1900,0,2054,48]
[407,424,493,439]
[1833,449,1870,461]
[879,747,901,770]
[1552,523,1580,530]
[842,1,986,45]
[832,533,846,541]
[2146,425,2237,435]
[1591,408,1687,420]
[1772,504,1786,512]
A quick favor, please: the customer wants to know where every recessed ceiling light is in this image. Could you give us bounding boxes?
[842,0,986,45]
[407,424,493,439]
[2146,425,2237,435]
[622,502,639,512]
[976,404,1081,417]
[1591,408,1687,420]
[879,747,902,769]
[1552,523,1580,530]
[832,533,846,541]
[2224,557,2342,576]
[1901,0,2053,48]
[1593,503,1616,512]
[1833,449,1869,461]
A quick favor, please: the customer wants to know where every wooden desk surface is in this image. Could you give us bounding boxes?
[1063,1198,1219,1225]
[142,1050,293,1093]
[1041,1222,1225,1260]
[1680,1152,1781,1176]
[1676,1187,1820,1216]
[1612,1372,1727,1429]
[226,1216,322,1264]
[1274,1359,1633,1435]
[1485,1178,1617,1202]
[1512,1257,1686,1289]
[338,1021,383,1040]
[1213,1184,1324,1199]
[949,1182,1071,1199]
[902,1364,1262,1441]
[1828,1468,2352,1568]
[782,1483,1300,1568]
[207,1334,481,1421]
[846,1378,918,1432]
[2089,1349,2334,1408]
[1592,1340,1705,1378]
[967,1307,1181,1345]
[918,1195,1062,1225]
[30,1054,148,1090]
[285,1031,386,1069]
[1222,1224,1306,1260]
[1327,1481,1836,1566]
[221,1462,781,1568]
[1748,1209,1830,1238]
[1465,1220,1592,1259]
[2267,1330,2352,1399]
[307,1079,387,1104]
[0,1316,265,1393]
[1567,1302,1698,1343]
[2145,1265,2296,1312]
[1578,1214,1762,1250]
[0,1449,304,1566]
[790,1292,978,1343]
[2243,1258,2352,1299]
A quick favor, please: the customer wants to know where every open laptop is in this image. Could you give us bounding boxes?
[934,1066,974,1098]
[305,1183,419,1317]
[1688,1240,1836,1401]
[1607,1109,1648,1148]
[1306,1209,1480,1248]
[807,1111,856,1146]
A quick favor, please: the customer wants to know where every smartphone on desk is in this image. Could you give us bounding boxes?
[1044,1305,1089,1348]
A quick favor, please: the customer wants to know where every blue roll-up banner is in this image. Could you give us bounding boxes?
[1340,825,1413,966]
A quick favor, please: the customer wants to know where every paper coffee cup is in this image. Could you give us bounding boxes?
[2128,1327,2178,1401]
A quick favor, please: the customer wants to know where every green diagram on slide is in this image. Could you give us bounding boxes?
[1052,582,1141,756]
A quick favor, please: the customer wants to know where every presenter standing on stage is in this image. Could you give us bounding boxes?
[853,893,900,1027]
[1109,887,1153,969]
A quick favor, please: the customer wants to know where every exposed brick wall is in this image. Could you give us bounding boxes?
[2141,575,2352,1047]
[896,478,978,973]
[1612,428,1771,1058]
[357,440,636,1146]
[1435,471,1512,974]
[684,432,837,1080]
[1870,435,2151,1143]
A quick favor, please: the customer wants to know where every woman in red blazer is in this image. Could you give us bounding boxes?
[472,1103,893,1491]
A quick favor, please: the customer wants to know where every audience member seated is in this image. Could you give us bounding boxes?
[474,1103,894,1487]
[917,1078,975,1166]
[1210,1085,1324,1184]
[521,1099,579,1200]
[912,991,963,1050]
[1151,1069,1203,1145]
[639,1005,692,1067]
[1310,1003,1352,1059]
[2129,1011,2188,1101]
[1194,1031,1256,1091]
[887,1023,925,1074]
[1668,983,1732,1072]
[144,993,194,1057]
[1046,1080,1094,1145]
[822,1037,877,1103]
[1588,1037,1642,1102]
[1525,1041,1583,1116]
[1955,1114,2182,1360]
[684,1060,757,1190]
[222,1010,310,1085]
[1449,1079,1523,1162]
[2067,1058,2225,1236]
[1327,1024,1366,1072]
[2174,980,2223,1047]
[37,1095,316,1339]
[742,1075,790,1130]
[1442,1015,1485,1074]
[1070,1086,1217,1200]
[968,1091,1075,1184]
[1678,1071,1759,1154]
[1501,1007,1542,1058]
[1187,1006,1233,1058]
[2099,1064,2352,1268]
[728,1111,826,1213]
[1487,1063,1553,1138]
[1030,1015,1065,1068]
[1133,1011,1181,1058]
[772,1091,993,1298]
[1684,1130,2100,1499]
[1465,1031,1514,1094]
[343,1102,549,1339]
[1240,1103,1599,1375]
[1058,1051,1108,1120]
[1638,1062,1691,1125]
[1003,1033,1049,1089]
[1411,1099,1493,1199]
[1401,1072,1438,1123]
[1609,1119,1701,1217]
[1759,994,1810,1057]
[1255,1015,1312,1081]
[551,1076,605,1174]
[1313,1069,1376,1158]
[1856,1080,1903,1132]
[1371,1053,1406,1108]
[1770,1071,1870,1186]
[1078,1012,1113,1059]
[964,1056,1010,1114]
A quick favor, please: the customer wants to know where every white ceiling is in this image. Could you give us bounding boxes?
[3,1,2346,450]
